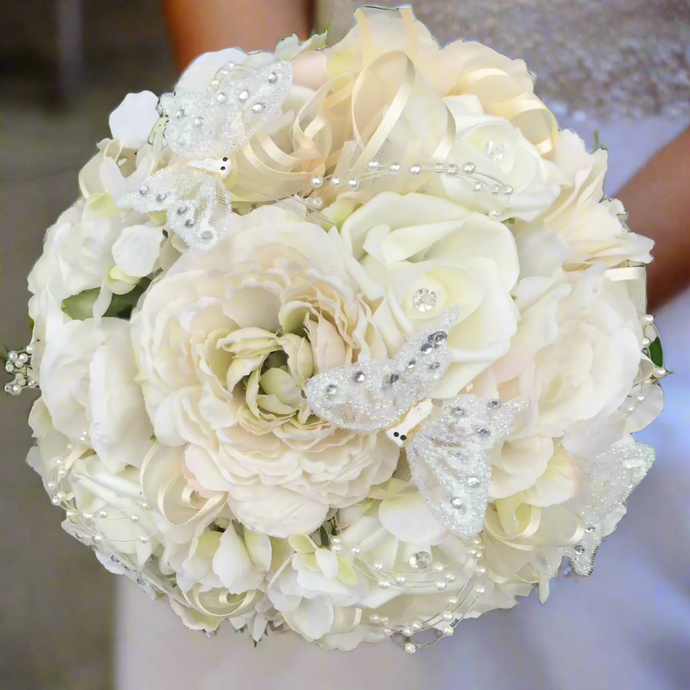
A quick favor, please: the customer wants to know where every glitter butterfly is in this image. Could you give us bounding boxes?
[118,60,293,250]
[305,311,527,538]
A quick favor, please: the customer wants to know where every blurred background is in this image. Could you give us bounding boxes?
[1,2,688,689]
[1,1,175,688]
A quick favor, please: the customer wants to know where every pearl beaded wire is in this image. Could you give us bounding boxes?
[329,513,487,651]
[303,160,515,213]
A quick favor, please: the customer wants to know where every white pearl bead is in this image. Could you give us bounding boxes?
[373,561,383,571]
[379,580,391,589]
[65,510,75,519]
[447,164,459,176]
[436,580,448,591]
[51,496,61,505]
[409,164,422,175]
[310,176,323,188]
[130,515,140,523]
[98,510,108,519]
[404,642,417,654]
[379,617,389,626]
[654,367,667,378]
[251,102,264,114]
[503,185,514,195]
[238,89,250,102]
[47,482,57,491]
[447,596,459,606]
[330,176,342,187]
[445,572,456,583]
[432,562,444,572]
[141,502,150,511]
[332,544,342,554]
[216,92,227,103]
[348,178,359,190]
[93,535,103,544]
[442,625,454,637]
[442,610,454,621]
[395,576,406,585]
[267,72,279,84]
[139,535,149,543]
[351,547,361,555]
[475,565,487,575]
[463,162,476,173]
[641,337,651,347]
[367,160,380,169]
[389,163,401,173]
[402,626,413,637]
[642,314,654,325]
[476,585,486,594]
[82,512,93,521]
[435,163,445,173]
[637,395,646,402]
[383,627,393,637]
[370,614,380,624]
[412,621,422,631]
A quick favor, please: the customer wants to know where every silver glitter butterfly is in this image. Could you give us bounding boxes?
[305,311,527,538]
[118,60,293,249]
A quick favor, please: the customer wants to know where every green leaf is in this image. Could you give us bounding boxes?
[648,337,664,368]
[62,280,150,321]
[593,130,608,153]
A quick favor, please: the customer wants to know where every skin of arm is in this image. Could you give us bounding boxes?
[162,0,314,72]
[617,127,690,310]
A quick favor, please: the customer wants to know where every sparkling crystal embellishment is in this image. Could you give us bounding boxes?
[412,287,438,312]
[485,140,507,162]
[409,551,432,570]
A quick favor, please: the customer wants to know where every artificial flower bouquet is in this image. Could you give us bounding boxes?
[8,7,665,653]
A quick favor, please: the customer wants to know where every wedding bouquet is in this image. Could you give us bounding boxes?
[10,7,665,652]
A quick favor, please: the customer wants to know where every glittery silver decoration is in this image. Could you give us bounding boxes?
[160,61,293,161]
[406,395,528,538]
[305,309,458,432]
[118,163,231,250]
[118,61,293,250]
[566,440,655,576]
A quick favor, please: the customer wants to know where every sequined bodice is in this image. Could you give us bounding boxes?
[317,0,690,123]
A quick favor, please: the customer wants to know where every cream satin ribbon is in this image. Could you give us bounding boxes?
[184,586,260,618]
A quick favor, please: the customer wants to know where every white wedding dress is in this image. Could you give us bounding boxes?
[116,5,690,689]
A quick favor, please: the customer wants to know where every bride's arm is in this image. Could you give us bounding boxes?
[162,0,314,71]
[617,127,690,310]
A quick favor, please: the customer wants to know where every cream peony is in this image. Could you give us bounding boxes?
[131,206,399,537]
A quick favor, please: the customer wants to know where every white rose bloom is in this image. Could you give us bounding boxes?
[40,318,153,472]
[542,129,654,268]
[108,91,160,150]
[427,94,563,222]
[131,206,399,537]
[339,192,520,395]
[518,270,643,442]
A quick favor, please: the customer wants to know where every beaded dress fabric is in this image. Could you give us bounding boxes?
[318,0,690,124]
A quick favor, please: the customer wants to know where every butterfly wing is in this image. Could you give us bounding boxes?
[305,310,458,432]
[118,165,230,249]
[406,395,527,538]
[159,61,293,160]
[565,439,654,576]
